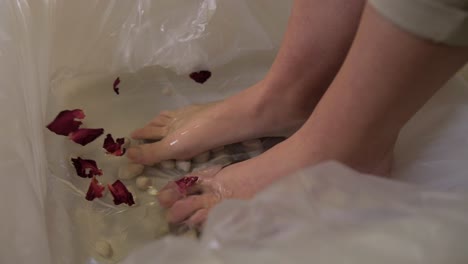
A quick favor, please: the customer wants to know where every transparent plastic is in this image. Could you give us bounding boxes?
[123,162,468,264]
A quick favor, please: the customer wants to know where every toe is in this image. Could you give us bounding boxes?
[127,147,144,163]
[150,114,173,126]
[167,194,217,223]
[159,110,175,118]
[185,208,209,227]
[157,186,183,208]
[157,179,204,208]
[131,126,167,140]
[127,142,171,165]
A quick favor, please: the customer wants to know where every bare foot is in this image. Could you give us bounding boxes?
[158,131,393,227]
[157,163,262,227]
[128,81,314,165]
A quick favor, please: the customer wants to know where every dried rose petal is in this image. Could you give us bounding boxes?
[175,176,199,194]
[69,128,104,146]
[103,134,126,156]
[108,180,135,206]
[86,177,105,201]
[189,70,211,84]
[71,157,103,178]
[46,109,85,136]
[113,77,120,95]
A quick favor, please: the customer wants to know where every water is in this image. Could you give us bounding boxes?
[44,54,274,263]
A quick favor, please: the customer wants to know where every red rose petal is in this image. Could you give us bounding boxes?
[86,177,105,201]
[71,157,103,178]
[189,70,211,84]
[108,180,135,206]
[46,109,85,136]
[175,176,199,194]
[103,134,126,156]
[113,77,120,95]
[69,128,104,146]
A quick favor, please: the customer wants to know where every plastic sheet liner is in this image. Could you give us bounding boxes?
[1,0,468,263]
[123,162,468,264]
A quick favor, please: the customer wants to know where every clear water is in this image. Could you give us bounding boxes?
[44,54,274,263]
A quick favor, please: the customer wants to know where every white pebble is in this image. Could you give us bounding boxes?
[118,163,145,180]
[193,151,210,163]
[95,240,113,258]
[212,149,228,158]
[242,139,263,151]
[176,160,191,172]
[242,139,263,158]
[210,154,233,167]
[147,187,158,196]
[246,149,263,158]
[159,160,176,170]
[211,146,225,153]
[136,176,152,191]
[192,163,210,172]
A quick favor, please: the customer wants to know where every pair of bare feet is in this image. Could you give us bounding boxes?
[127,79,393,227]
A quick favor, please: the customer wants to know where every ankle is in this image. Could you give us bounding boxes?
[348,140,395,176]
[257,78,319,116]
[294,123,397,176]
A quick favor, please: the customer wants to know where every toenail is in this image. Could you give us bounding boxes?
[157,188,180,207]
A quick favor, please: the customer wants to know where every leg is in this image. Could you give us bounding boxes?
[160,3,468,226]
[128,0,365,165]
